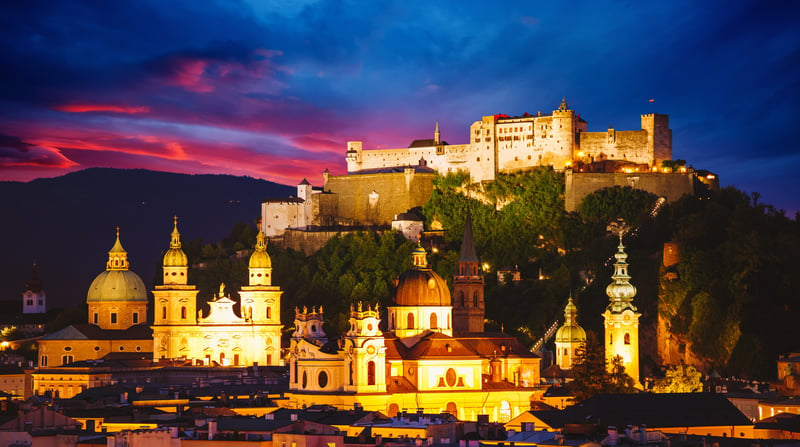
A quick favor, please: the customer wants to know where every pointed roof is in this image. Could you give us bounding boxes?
[459,210,479,263]
[26,262,43,293]
[299,178,311,186]
[106,227,129,271]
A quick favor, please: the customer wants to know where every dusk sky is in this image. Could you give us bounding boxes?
[1,1,798,213]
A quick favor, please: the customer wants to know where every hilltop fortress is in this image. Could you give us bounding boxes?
[263,99,711,250]
[346,98,672,182]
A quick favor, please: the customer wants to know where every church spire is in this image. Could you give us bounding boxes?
[434,120,441,144]
[170,215,181,249]
[460,210,478,263]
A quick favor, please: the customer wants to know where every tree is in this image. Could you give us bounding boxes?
[570,332,636,401]
[569,332,609,401]
[652,365,703,393]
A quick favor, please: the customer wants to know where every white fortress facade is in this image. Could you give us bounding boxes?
[346,99,672,182]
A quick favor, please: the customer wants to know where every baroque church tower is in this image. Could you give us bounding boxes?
[237,226,284,365]
[453,211,484,334]
[152,217,199,361]
[554,297,586,370]
[602,222,641,384]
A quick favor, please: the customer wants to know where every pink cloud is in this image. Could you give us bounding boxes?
[165,58,215,93]
[54,104,151,114]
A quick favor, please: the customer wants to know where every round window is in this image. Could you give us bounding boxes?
[445,368,457,387]
[318,371,328,388]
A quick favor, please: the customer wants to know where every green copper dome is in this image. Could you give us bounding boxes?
[163,217,188,267]
[87,229,147,303]
[249,227,272,269]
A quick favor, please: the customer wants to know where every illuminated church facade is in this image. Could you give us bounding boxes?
[603,232,641,384]
[151,219,283,366]
[287,216,542,422]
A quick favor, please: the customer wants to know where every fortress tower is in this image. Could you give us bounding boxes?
[602,222,641,384]
[641,113,672,166]
[453,211,484,334]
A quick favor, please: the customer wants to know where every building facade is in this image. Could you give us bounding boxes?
[346,99,671,182]
[152,219,283,366]
[287,225,542,422]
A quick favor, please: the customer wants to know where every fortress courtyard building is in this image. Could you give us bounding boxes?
[287,214,542,422]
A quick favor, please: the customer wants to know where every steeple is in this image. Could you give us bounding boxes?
[554,296,586,370]
[453,210,485,334]
[434,120,441,144]
[602,218,641,384]
[248,225,273,286]
[459,210,478,263]
[162,217,189,285]
[106,227,129,271]
[23,261,46,314]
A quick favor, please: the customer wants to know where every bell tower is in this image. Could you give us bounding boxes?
[453,211,484,334]
[602,220,641,384]
[343,302,387,393]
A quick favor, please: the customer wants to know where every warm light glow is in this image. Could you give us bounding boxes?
[577,151,585,157]
[706,174,716,179]
[482,263,490,272]
[431,247,439,253]
[652,166,658,172]
[565,161,572,167]
[662,167,670,173]
[679,167,687,172]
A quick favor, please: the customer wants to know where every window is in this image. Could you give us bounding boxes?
[624,333,631,345]
[27,299,33,306]
[609,334,613,345]
[473,292,479,307]
[430,313,438,329]
[460,292,465,308]
[110,313,117,324]
[318,371,328,388]
[302,371,308,389]
[40,356,47,367]
[367,361,376,385]
[294,360,298,383]
[266,307,272,319]
[162,307,167,319]
[132,312,139,324]
[93,313,98,325]
[181,306,187,319]
[61,355,73,366]
[407,313,414,329]
[349,361,354,385]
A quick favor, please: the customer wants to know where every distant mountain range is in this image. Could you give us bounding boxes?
[0,168,293,309]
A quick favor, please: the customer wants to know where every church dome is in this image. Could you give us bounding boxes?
[249,227,271,269]
[555,323,586,343]
[163,217,188,267]
[87,229,147,303]
[555,297,586,343]
[394,245,451,307]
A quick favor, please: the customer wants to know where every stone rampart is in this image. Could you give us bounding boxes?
[565,170,697,211]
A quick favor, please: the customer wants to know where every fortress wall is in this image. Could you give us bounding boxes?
[281,229,357,256]
[565,171,696,212]
[580,130,651,164]
[323,172,435,225]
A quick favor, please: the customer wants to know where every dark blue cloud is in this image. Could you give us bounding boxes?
[0,0,798,213]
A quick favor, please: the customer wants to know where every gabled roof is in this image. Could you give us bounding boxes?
[564,393,753,429]
[405,332,475,359]
[456,333,538,359]
[409,139,448,148]
[39,323,152,341]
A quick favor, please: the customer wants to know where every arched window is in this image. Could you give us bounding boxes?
[162,307,167,319]
[473,292,479,307]
[349,361,354,385]
[293,360,298,383]
[446,402,457,417]
[459,292,465,308]
[266,307,272,319]
[407,313,414,329]
[367,361,376,386]
[388,403,400,418]
[181,306,187,319]
[499,401,512,423]
[624,333,631,345]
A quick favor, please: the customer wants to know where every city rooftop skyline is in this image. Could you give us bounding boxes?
[1,1,798,214]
